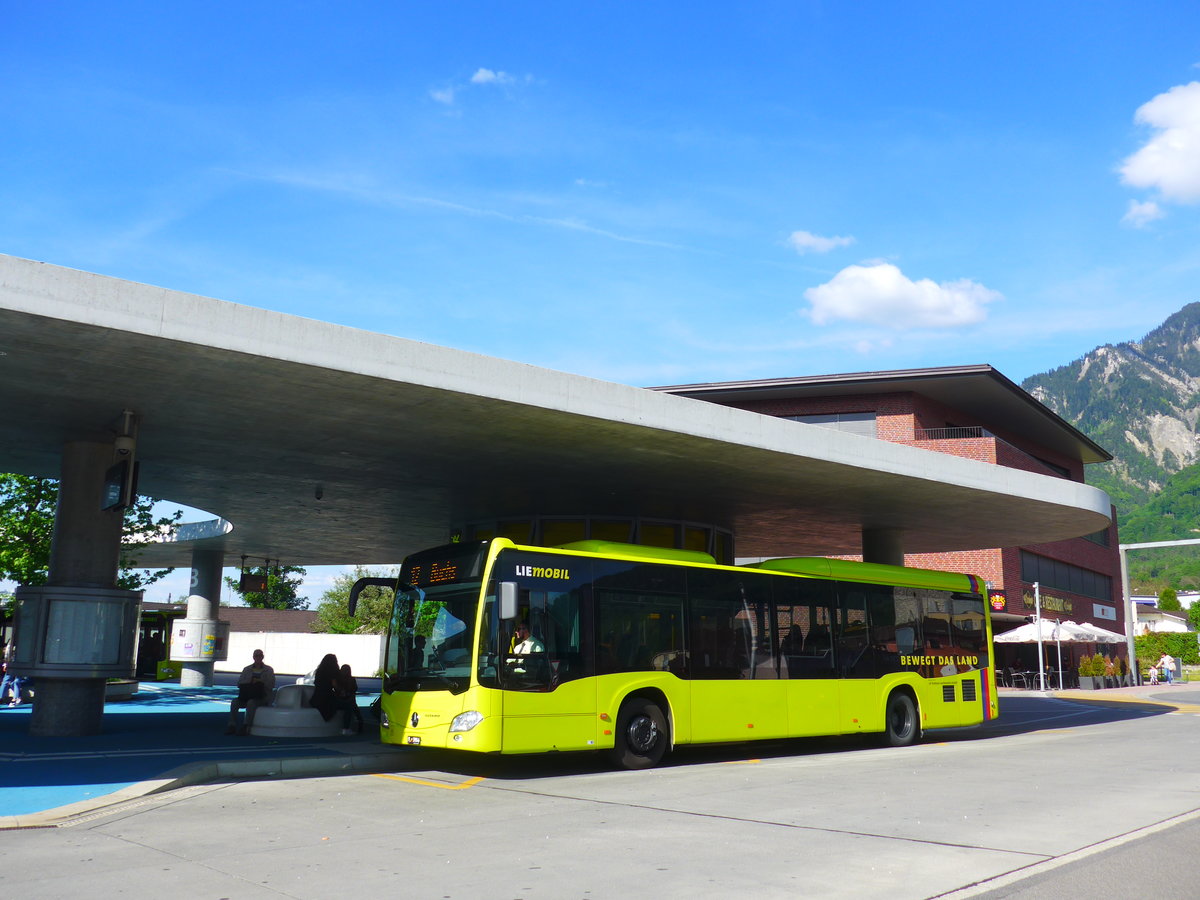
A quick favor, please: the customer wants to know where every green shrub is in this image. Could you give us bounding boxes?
[1134,631,1199,670]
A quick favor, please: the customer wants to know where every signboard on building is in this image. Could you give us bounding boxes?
[1023,590,1074,614]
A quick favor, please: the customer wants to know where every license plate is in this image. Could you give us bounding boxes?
[406,736,421,745]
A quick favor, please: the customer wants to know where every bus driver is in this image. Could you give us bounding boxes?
[513,623,544,655]
[508,622,544,674]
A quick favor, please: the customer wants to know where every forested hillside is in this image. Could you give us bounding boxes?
[1023,303,1200,591]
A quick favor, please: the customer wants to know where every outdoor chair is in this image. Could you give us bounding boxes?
[1005,668,1029,689]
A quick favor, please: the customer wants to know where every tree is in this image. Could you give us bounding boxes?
[313,566,395,634]
[118,487,182,591]
[1158,587,1182,611]
[0,475,56,586]
[224,564,308,610]
[1188,598,1200,631]
[0,473,179,590]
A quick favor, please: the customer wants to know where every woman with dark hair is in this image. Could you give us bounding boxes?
[310,653,339,722]
[335,663,365,734]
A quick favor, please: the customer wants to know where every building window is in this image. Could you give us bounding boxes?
[464,516,735,563]
[782,411,876,438]
[1020,551,1111,602]
[1031,456,1071,478]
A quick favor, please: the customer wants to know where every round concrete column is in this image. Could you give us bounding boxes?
[47,442,124,587]
[32,441,125,737]
[179,547,224,687]
[862,527,905,567]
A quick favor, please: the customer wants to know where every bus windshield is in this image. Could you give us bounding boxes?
[383,542,488,695]
[382,582,477,694]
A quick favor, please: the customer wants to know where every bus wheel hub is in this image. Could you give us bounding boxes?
[629,715,658,751]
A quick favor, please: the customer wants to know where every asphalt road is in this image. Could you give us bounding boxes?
[5,690,1198,899]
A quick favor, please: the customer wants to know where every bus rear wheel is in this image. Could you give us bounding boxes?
[884,691,919,747]
[610,697,668,769]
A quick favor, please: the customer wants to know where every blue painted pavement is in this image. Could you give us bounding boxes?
[0,682,381,819]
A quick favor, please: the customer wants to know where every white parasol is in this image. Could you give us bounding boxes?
[994,619,1118,689]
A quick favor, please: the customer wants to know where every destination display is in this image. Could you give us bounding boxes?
[401,542,488,588]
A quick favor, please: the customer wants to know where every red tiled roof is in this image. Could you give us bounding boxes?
[140,603,321,633]
[217,607,320,633]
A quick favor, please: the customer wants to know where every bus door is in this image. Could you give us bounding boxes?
[492,553,598,753]
[835,583,902,733]
[687,570,786,742]
[776,578,838,737]
[591,559,690,738]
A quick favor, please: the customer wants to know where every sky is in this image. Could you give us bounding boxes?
[4,2,1200,605]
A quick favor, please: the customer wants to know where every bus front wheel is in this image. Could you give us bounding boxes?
[610,697,668,769]
[884,691,919,747]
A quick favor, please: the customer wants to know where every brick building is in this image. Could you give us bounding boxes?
[653,365,1123,667]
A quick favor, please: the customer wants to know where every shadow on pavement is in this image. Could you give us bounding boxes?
[0,684,381,810]
[361,691,1179,783]
[1,685,1184,818]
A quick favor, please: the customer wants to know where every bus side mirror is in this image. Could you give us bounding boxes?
[498,581,519,621]
[348,577,399,616]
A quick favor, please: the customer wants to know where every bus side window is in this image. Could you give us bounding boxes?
[687,569,777,680]
[597,595,684,674]
[835,586,873,678]
[594,561,685,676]
[775,579,835,679]
[867,586,902,675]
[491,552,598,690]
[540,587,592,686]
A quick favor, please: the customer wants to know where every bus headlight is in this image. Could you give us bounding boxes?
[449,710,483,733]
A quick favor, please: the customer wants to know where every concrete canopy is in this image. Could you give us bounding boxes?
[0,254,1114,569]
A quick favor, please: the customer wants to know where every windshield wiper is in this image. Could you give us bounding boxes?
[387,672,469,695]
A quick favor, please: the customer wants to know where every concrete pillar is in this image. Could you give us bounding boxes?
[47,442,124,588]
[180,547,224,687]
[32,441,125,737]
[862,527,905,567]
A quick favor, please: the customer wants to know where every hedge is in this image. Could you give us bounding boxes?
[1133,632,1199,668]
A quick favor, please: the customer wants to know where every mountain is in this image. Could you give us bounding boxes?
[1022,303,1200,590]
[1024,302,1200,520]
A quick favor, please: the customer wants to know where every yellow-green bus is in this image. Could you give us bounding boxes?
[353,538,997,769]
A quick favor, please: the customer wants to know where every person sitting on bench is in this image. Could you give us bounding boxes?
[227,649,275,735]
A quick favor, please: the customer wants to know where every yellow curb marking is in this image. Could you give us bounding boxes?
[372,773,485,790]
[723,759,761,765]
[1055,692,1200,715]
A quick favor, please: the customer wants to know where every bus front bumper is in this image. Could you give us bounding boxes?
[381,703,500,752]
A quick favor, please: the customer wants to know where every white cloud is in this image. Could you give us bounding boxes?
[1122,199,1164,227]
[471,68,515,85]
[787,230,855,254]
[803,263,1000,328]
[432,69,525,106]
[1120,81,1200,204]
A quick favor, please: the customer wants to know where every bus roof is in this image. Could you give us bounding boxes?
[746,556,980,593]
[505,539,981,593]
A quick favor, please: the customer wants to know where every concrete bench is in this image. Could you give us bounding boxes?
[249,682,342,738]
